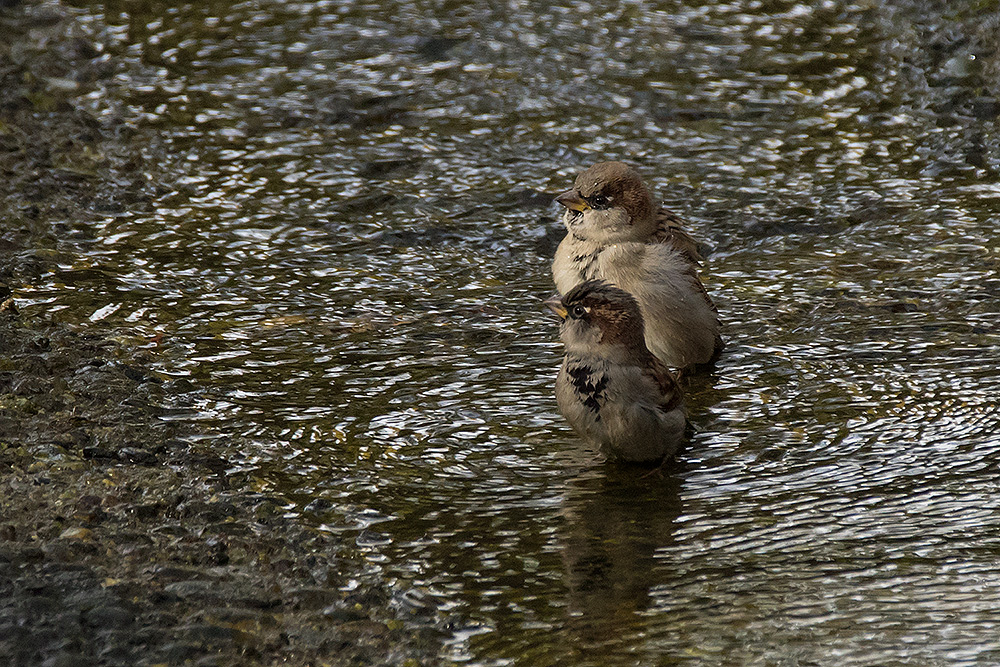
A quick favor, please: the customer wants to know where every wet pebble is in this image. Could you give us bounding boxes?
[286,587,343,611]
[41,653,92,667]
[82,605,134,628]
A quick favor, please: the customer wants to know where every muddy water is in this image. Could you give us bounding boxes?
[27,0,1000,663]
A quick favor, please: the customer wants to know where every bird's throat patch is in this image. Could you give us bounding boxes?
[566,364,608,419]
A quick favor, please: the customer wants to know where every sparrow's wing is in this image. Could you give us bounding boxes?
[644,356,684,413]
[648,223,722,318]
[652,210,724,346]
[651,207,704,265]
[682,270,724,361]
[684,260,718,307]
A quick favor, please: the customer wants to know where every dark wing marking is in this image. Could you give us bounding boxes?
[651,207,704,266]
[644,356,684,413]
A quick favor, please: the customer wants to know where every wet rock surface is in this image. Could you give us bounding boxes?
[0,317,445,666]
[0,4,443,665]
[0,317,445,667]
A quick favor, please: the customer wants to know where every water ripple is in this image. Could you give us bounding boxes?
[29,0,1000,664]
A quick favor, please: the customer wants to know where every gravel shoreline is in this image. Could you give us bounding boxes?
[1,3,444,665]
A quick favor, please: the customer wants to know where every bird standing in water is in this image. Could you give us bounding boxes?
[552,161,722,371]
[545,280,686,464]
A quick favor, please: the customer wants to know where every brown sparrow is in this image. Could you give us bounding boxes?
[552,161,722,370]
[545,280,686,464]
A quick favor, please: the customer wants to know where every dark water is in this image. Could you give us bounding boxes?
[29,0,1000,663]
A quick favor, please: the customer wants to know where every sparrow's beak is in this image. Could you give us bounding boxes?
[555,189,589,212]
[543,296,568,321]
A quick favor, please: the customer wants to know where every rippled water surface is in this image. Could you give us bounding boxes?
[29,0,1000,663]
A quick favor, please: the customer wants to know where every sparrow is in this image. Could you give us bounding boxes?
[545,280,686,464]
[552,161,722,371]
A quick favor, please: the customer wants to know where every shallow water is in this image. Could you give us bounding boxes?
[26,0,1000,663]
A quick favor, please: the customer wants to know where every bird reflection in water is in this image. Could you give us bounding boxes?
[559,463,684,653]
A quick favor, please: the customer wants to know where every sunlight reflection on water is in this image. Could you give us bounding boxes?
[37,0,1000,663]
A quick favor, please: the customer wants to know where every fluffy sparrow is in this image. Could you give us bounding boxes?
[545,280,686,464]
[552,161,722,370]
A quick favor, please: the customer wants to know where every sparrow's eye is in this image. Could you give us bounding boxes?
[589,194,610,210]
[570,304,588,319]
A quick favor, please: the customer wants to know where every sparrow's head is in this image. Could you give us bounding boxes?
[544,280,647,359]
[555,162,657,243]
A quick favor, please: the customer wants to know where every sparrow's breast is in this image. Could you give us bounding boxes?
[573,249,602,282]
